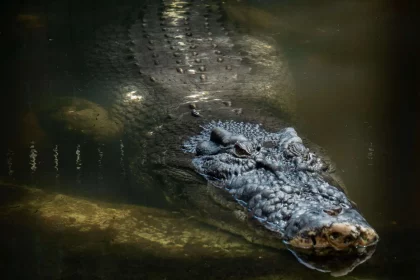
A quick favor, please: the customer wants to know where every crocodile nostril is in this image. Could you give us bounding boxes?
[329,232,341,240]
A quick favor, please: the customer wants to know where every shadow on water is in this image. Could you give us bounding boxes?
[0,0,419,279]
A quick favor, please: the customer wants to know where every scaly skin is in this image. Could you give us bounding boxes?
[182,121,379,253]
[86,0,295,137]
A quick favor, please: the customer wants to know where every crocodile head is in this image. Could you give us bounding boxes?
[183,121,379,262]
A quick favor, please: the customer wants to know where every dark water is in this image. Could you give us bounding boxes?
[0,0,418,279]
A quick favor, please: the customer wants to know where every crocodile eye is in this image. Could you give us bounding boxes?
[233,142,252,157]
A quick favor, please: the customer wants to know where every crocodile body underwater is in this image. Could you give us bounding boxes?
[20,0,379,276]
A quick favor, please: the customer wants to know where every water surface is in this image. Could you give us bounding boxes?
[0,0,418,279]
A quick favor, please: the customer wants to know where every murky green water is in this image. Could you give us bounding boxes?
[0,0,418,279]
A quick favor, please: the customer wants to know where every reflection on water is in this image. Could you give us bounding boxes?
[287,245,377,277]
[53,144,59,177]
[0,0,418,279]
[367,142,374,166]
[97,144,104,181]
[6,149,14,176]
[75,144,82,184]
[120,140,126,178]
[29,141,38,173]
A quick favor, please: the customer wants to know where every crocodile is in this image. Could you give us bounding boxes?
[24,0,379,275]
